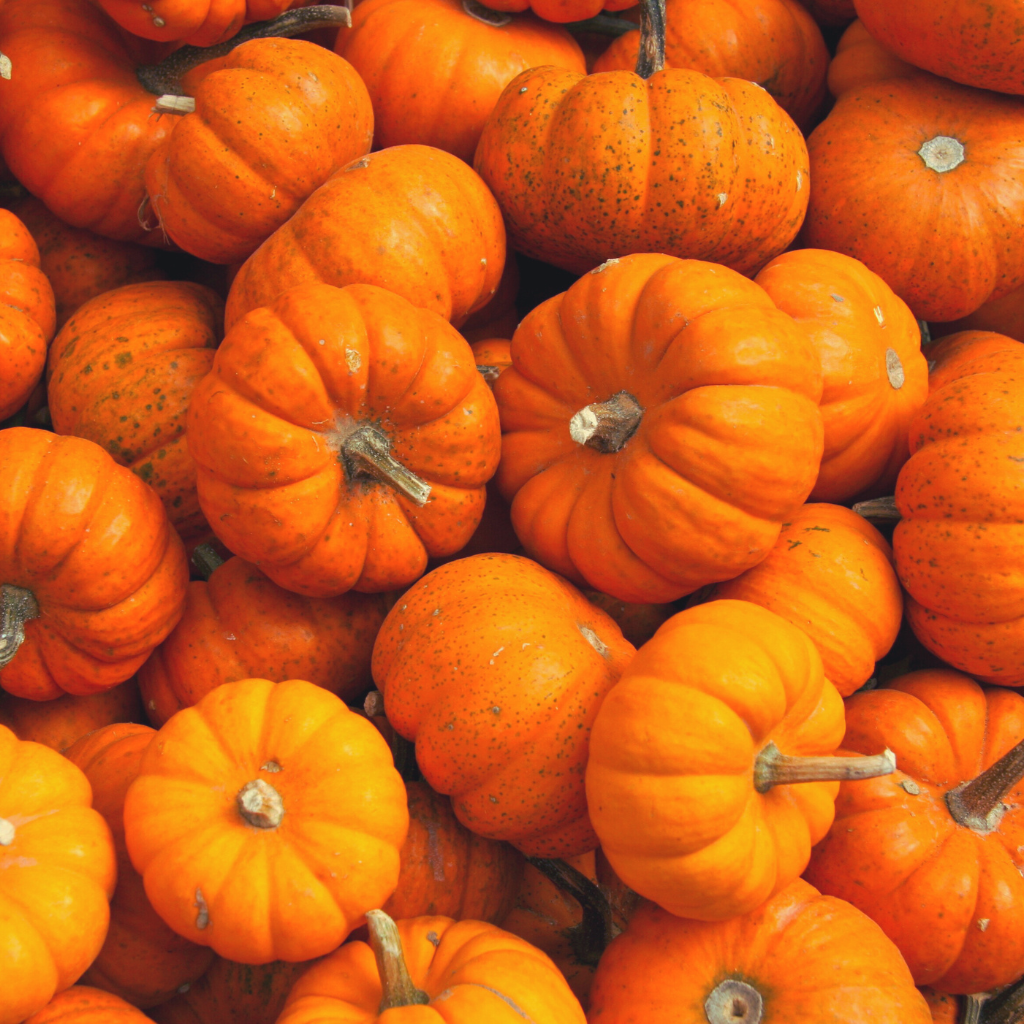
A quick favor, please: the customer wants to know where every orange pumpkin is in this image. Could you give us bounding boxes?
[0,429,189,701]
[23,986,151,1024]
[460,260,519,344]
[0,724,117,1024]
[582,591,675,649]
[587,880,932,1023]
[493,253,824,604]
[586,600,895,920]
[479,0,634,22]
[795,0,854,26]
[827,19,923,99]
[921,989,961,1024]
[96,0,297,46]
[189,282,501,598]
[930,285,1024,344]
[372,553,636,857]
[926,329,1024,391]
[65,723,214,1007]
[805,670,1024,993]
[123,678,409,963]
[46,281,223,546]
[225,145,505,331]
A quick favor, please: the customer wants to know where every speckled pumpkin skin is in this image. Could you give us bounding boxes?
[474,66,808,276]
[371,553,636,857]
[23,985,152,1024]
[95,0,295,46]
[826,19,922,99]
[481,0,634,23]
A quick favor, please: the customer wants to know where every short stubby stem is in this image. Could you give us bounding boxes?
[636,0,666,78]
[753,741,895,794]
[852,495,901,525]
[569,392,643,453]
[885,348,905,389]
[365,910,431,1011]
[476,364,502,385]
[462,0,512,26]
[946,736,1024,834]
[918,136,965,174]
[705,980,763,1024]
[190,543,225,581]
[237,779,285,829]
[343,426,431,507]
[0,584,40,670]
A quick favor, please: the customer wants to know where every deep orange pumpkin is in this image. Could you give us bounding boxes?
[96,0,297,45]
[926,330,1024,392]
[460,260,519,344]
[827,19,923,99]
[22,986,151,1024]
[930,286,1024,344]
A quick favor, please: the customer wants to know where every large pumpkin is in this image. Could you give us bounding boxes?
[225,145,505,330]
[95,0,297,45]
[805,670,1024,993]
[586,600,895,920]
[189,283,501,598]
[22,986,151,1024]
[371,553,636,857]
[46,281,223,546]
[0,724,117,1024]
[802,75,1024,323]
[493,253,824,604]
[0,429,189,701]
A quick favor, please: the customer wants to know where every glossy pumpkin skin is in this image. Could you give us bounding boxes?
[65,724,214,1008]
[755,248,928,502]
[123,678,409,964]
[23,986,151,1024]
[710,504,902,696]
[827,19,922,99]
[189,283,501,598]
[0,725,117,1024]
[226,145,505,331]
[588,881,932,1023]
[893,341,1024,684]
[805,671,1024,992]
[96,0,295,46]
[0,208,56,421]
[46,281,223,545]
[335,0,584,164]
[802,77,1024,323]
[586,600,846,921]
[494,254,824,604]
[277,916,587,1024]
[145,39,373,265]
[593,0,828,129]
[0,429,189,701]
[475,67,808,277]
[372,553,636,857]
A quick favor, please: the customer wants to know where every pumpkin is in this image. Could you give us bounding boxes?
[709,504,902,696]
[276,910,586,1024]
[371,552,636,857]
[592,0,828,130]
[926,329,1024,392]
[493,253,824,604]
[334,0,584,164]
[586,599,896,920]
[921,989,960,1024]
[804,670,1024,993]
[795,0,854,26]
[892,336,1024,684]
[827,19,923,99]
[382,782,524,923]
[471,337,512,385]
[144,38,373,265]
[65,723,214,1007]
[23,986,151,1024]
[95,0,297,46]
[0,208,56,421]
[189,282,501,598]
[0,678,144,752]
[0,724,117,1024]
[754,248,928,502]
[802,76,1024,323]
[123,677,409,963]
[852,0,1024,96]
[474,0,809,277]
[582,591,675,649]
[460,260,519,344]
[930,286,1024,345]
[225,145,505,331]
[46,281,223,546]
[477,0,634,23]
[0,429,189,701]
[587,880,932,1023]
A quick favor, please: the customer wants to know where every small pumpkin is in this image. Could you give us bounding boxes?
[827,19,923,99]
[95,0,297,46]
[22,986,151,1024]
[930,287,1024,345]
[476,0,634,23]
[460,260,519,344]
[925,329,1024,391]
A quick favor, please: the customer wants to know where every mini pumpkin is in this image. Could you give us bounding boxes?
[930,289,1024,345]
[827,19,923,99]
[95,0,297,46]
[22,986,151,1024]
[925,329,1024,392]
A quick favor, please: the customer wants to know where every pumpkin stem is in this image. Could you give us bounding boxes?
[362,690,421,781]
[705,980,764,1024]
[0,818,15,846]
[565,13,636,36]
[527,857,616,967]
[569,392,643,453]
[0,584,39,670]
[136,4,353,97]
[946,737,1024,834]
[476,364,502,385]
[365,909,431,1011]
[0,52,9,80]
[462,0,512,26]
[236,778,285,829]
[753,742,896,794]
[852,495,901,525]
[979,980,1021,1024]
[342,426,431,507]
[960,993,987,1024]
[635,0,666,78]
[190,543,225,581]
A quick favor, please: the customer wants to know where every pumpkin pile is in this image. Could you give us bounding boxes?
[1,0,1023,1021]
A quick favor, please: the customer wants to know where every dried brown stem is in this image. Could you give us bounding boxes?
[365,910,431,1011]
[705,980,763,1024]
[947,738,1024,834]
[0,584,39,670]
[569,392,643,453]
[753,742,895,794]
[343,426,431,507]
[852,495,901,525]
[635,0,666,78]
[190,543,225,581]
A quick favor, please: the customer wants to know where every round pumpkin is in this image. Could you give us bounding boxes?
[0,429,189,701]
[802,75,1024,323]
[930,285,1024,344]
[189,282,501,598]
[0,724,117,1024]
[225,145,505,331]
[334,0,584,164]
[123,677,409,964]
[460,260,519,344]
[46,281,223,546]
[65,723,214,1007]
[372,552,636,857]
[586,599,896,920]
[827,19,923,99]
[582,591,675,649]
[23,986,151,1024]
[479,0,634,22]
[493,253,824,604]
[926,330,1024,391]
[95,0,296,45]
[805,670,1024,993]
[754,248,928,502]
[587,880,932,1023]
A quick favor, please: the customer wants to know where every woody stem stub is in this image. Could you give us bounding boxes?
[528,857,615,967]
[0,584,39,670]
[705,980,763,1024]
[946,737,1024,833]
[852,495,901,525]
[343,426,431,507]
[236,779,285,829]
[753,742,896,794]
[569,392,643,453]
[636,0,666,78]
[366,910,431,1011]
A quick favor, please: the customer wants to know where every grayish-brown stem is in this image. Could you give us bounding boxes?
[852,495,901,525]
[753,742,896,794]
[961,993,986,1024]
[343,426,431,507]
[569,392,643,453]
[635,0,666,78]
[462,0,512,26]
[365,910,431,1011]
[476,364,502,385]
[982,982,1022,1024]
[946,737,1024,834]
[565,13,636,35]
[0,584,39,670]
[190,543,225,582]
[236,779,285,829]
[705,980,763,1024]
[364,689,385,718]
